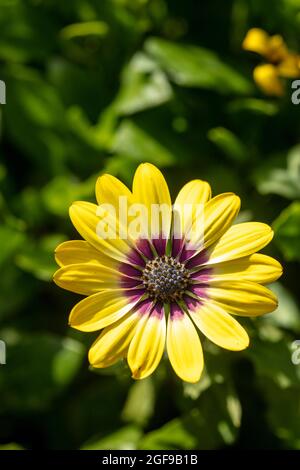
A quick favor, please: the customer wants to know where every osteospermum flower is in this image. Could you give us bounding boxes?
[243,28,300,96]
[53,163,282,383]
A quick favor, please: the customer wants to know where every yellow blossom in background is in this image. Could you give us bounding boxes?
[243,28,300,96]
[53,163,282,383]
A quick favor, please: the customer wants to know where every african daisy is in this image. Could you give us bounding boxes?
[54,163,282,383]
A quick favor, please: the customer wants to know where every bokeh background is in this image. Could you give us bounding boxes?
[0,0,300,450]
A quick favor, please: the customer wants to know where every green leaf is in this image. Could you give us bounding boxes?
[258,379,300,449]
[6,67,65,128]
[227,98,279,116]
[0,226,25,266]
[140,382,241,450]
[15,234,66,281]
[0,443,24,450]
[4,66,67,175]
[263,283,300,332]
[207,127,248,162]
[257,145,300,199]
[181,347,237,405]
[42,174,96,217]
[81,426,142,450]
[139,414,196,450]
[115,52,173,115]
[112,120,175,166]
[0,1,57,62]
[63,378,130,446]
[0,264,34,320]
[0,332,84,411]
[60,21,109,41]
[122,378,155,426]
[52,338,85,386]
[59,21,109,65]
[245,338,300,389]
[145,37,252,94]
[15,186,46,228]
[182,370,212,400]
[66,107,105,150]
[273,201,300,261]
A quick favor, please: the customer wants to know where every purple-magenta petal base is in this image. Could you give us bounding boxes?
[152,236,168,256]
[133,298,154,316]
[151,302,164,318]
[119,236,211,312]
[170,302,184,319]
[184,295,203,312]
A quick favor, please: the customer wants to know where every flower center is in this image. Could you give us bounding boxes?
[142,255,190,302]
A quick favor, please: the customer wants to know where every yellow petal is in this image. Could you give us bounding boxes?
[88,310,141,368]
[205,222,273,265]
[128,306,166,380]
[243,29,288,62]
[267,34,289,62]
[242,28,271,57]
[53,263,120,295]
[253,64,284,97]
[210,253,283,284]
[54,240,118,268]
[132,163,172,240]
[188,193,240,251]
[167,309,204,383]
[96,173,133,207]
[202,280,278,317]
[277,54,300,78]
[69,289,140,331]
[203,193,241,247]
[189,300,249,351]
[95,174,135,240]
[173,179,211,240]
[69,201,131,263]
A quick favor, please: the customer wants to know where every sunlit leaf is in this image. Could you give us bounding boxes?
[81,426,142,450]
[257,145,300,199]
[227,98,279,116]
[208,127,248,162]
[122,378,155,426]
[115,52,173,115]
[60,22,109,41]
[145,37,253,94]
[112,120,175,166]
[0,443,24,450]
[264,283,300,332]
[273,202,300,261]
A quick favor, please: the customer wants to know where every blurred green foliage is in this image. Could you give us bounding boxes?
[0,0,300,450]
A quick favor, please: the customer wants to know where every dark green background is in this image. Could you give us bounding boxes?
[0,0,300,450]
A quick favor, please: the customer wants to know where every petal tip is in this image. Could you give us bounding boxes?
[136,162,160,175]
[131,367,149,380]
[234,336,250,351]
[180,370,203,384]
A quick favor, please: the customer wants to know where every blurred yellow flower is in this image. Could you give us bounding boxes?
[53,163,282,383]
[243,28,300,96]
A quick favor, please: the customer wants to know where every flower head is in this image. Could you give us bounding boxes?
[243,28,300,96]
[53,163,282,383]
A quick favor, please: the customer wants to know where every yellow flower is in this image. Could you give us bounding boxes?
[243,28,300,96]
[53,163,282,383]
